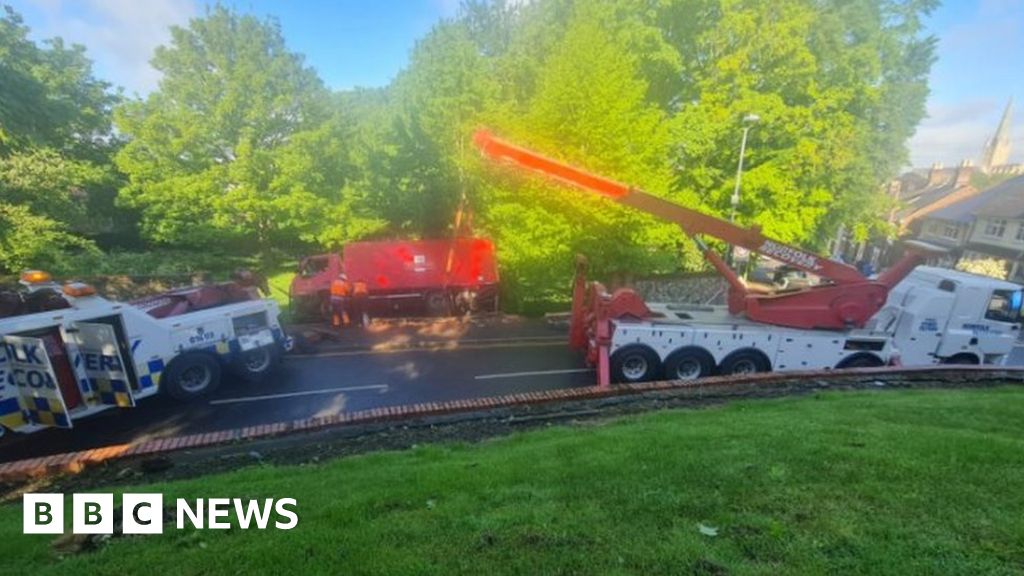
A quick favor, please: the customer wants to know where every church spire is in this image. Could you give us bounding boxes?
[981,97,1013,173]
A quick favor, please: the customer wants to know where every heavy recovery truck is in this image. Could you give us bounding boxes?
[474,130,1024,386]
[0,271,290,436]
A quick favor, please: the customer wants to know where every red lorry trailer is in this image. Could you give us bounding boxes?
[290,238,500,322]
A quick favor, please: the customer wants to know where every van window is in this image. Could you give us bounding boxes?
[984,289,1023,323]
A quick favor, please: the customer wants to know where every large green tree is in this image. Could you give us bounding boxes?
[0,6,118,273]
[657,0,936,245]
[114,7,354,255]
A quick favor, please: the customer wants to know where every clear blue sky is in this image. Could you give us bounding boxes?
[8,0,1023,167]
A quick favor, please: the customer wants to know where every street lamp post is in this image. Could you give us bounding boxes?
[727,113,759,267]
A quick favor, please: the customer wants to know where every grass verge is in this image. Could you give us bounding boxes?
[2,387,1023,575]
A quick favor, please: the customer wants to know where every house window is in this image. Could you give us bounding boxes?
[1015,224,1024,243]
[984,219,1007,238]
[943,223,959,239]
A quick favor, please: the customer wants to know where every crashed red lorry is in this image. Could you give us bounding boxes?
[290,238,500,322]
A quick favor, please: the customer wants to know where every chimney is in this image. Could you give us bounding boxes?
[927,162,946,187]
[955,159,974,188]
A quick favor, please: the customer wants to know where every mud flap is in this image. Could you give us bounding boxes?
[68,322,136,408]
[1,335,73,428]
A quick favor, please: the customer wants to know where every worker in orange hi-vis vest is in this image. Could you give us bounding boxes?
[329,275,352,328]
[351,280,369,328]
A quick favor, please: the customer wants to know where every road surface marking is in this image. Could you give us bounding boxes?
[291,340,564,359]
[474,368,594,380]
[209,384,388,405]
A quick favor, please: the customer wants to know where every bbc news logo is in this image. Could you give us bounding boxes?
[24,493,298,534]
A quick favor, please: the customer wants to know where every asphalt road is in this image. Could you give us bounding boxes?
[0,339,594,462]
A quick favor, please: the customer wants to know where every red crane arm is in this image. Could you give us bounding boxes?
[473,129,938,331]
[473,130,865,284]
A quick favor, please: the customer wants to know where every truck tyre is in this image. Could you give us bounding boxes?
[163,353,221,401]
[718,349,771,376]
[835,353,884,369]
[943,353,980,365]
[664,347,715,380]
[610,345,662,383]
[425,291,451,316]
[234,345,282,383]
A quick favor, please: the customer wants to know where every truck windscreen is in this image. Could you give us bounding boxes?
[984,289,1024,323]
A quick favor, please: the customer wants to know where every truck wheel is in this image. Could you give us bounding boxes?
[835,353,884,369]
[943,353,980,365]
[425,291,451,316]
[164,353,221,401]
[234,346,281,383]
[610,345,662,383]
[664,347,715,380]
[719,349,771,376]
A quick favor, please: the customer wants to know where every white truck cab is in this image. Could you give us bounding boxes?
[869,266,1022,366]
[0,272,289,435]
[604,266,1022,383]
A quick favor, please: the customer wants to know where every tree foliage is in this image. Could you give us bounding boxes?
[114,7,361,255]
[1,2,938,307]
[366,0,937,304]
[0,203,98,273]
[0,6,119,274]
[0,6,117,159]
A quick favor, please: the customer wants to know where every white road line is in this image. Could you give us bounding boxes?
[209,384,388,405]
[474,368,594,380]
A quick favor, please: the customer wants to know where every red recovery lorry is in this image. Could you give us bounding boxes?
[290,237,500,324]
[473,130,1021,387]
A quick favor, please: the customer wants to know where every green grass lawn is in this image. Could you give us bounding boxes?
[3,388,1024,575]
